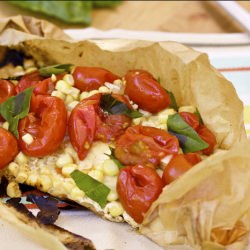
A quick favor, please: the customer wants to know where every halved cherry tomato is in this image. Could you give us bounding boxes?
[16,71,56,95]
[115,125,179,167]
[18,95,67,157]
[117,164,163,223]
[69,93,131,160]
[180,112,199,130]
[162,153,201,185]
[0,80,16,103]
[68,94,100,160]
[197,126,216,155]
[0,80,16,121]
[73,66,119,92]
[124,70,171,113]
[0,127,19,169]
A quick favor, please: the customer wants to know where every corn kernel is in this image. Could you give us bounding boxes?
[51,90,66,100]
[178,106,196,113]
[14,66,24,77]
[63,180,75,193]
[102,159,119,177]
[56,154,73,168]
[62,164,78,177]
[23,59,35,69]
[132,117,143,125]
[8,162,19,176]
[51,74,57,82]
[70,187,85,200]
[98,86,111,93]
[16,171,28,183]
[63,74,74,86]
[25,67,37,74]
[107,190,118,202]
[6,182,21,198]
[26,174,38,186]
[67,101,79,111]
[38,175,52,192]
[55,80,71,94]
[68,87,80,100]
[88,170,104,182]
[40,167,51,175]
[108,201,124,217]
[113,79,122,85]
[2,121,9,130]
[65,146,78,160]
[79,92,89,101]
[65,94,74,105]
[15,152,28,165]
[160,155,173,168]
[104,82,121,93]
[22,133,34,145]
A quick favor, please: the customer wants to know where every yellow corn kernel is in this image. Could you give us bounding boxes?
[178,105,196,113]
[25,67,37,74]
[55,80,71,94]
[65,146,78,160]
[79,91,89,101]
[107,190,118,202]
[69,87,80,100]
[16,171,28,184]
[98,86,111,93]
[56,154,73,168]
[113,79,122,85]
[15,152,28,165]
[63,74,74,86]
[103,176,117,190]
[65,94,75,105]
[62,164,78,177]
[2,121,9,130]
[6,182,22,198]
[37,175,52,192]
[104,82,120,93]
[160,155,173,168]
[26,174,38,186]
[132,117,143,125]
[22,133,34,145]
[51,74,57,82]
[14,66,24,77]
[70,187,85,200]
[8,162,19,176]
[108,201,124,217]
[63,180,75,193]
[23,59,35,69]
[102,159,119,177]
[67,101,79,111]
[88,170,104,182]
[88,90,99,96]
[51,90,66,100]
[40,167,51,175]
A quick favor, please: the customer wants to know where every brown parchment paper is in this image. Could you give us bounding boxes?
[0,16,248,249]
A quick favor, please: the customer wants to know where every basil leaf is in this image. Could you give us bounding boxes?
[0,87,33,138]
[167,113,208,153]
[71,170,110,208]
[38,64,72,77]
[107,148,124,169]
[167,90,178,110]
[93,1,122,8]
[100,94,142,119]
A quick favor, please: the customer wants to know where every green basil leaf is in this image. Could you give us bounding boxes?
[0,87,33,138]
[167,113,208,153]
[166,90,178,110]
[38,64,72,77]
[93,1,122,8]
[107,147,124,170]
[100,94,142,119]
[71,170,110,208]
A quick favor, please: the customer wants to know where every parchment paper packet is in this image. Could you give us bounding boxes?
[0,16,248,249]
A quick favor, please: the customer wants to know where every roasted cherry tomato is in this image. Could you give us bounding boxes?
[68,94,100,160]
[0,128,19,169]
[115,125,179,167]
[197,126,216,155]
[180,112,199,130]
[69,93,131,160]
[73,66,119,92]
[18,95,67,157]
[16,71,55,95]
[162,153,201,185]
[0,80,16,103]
[124,70,171,113]
[117,164,163,223]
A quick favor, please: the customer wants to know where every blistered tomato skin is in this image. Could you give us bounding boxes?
[115,125,179,167]
[180,112,200,130]
[162,153,201,185]
[124,70,171,113]
[117,165,163,223]
[0,128,19,169]
[18,95,67,157]
[197,126,216,155]
[73,66,119,92]
[0,80,16,103]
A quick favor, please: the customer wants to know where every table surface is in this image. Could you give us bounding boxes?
[0,1,249,33]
